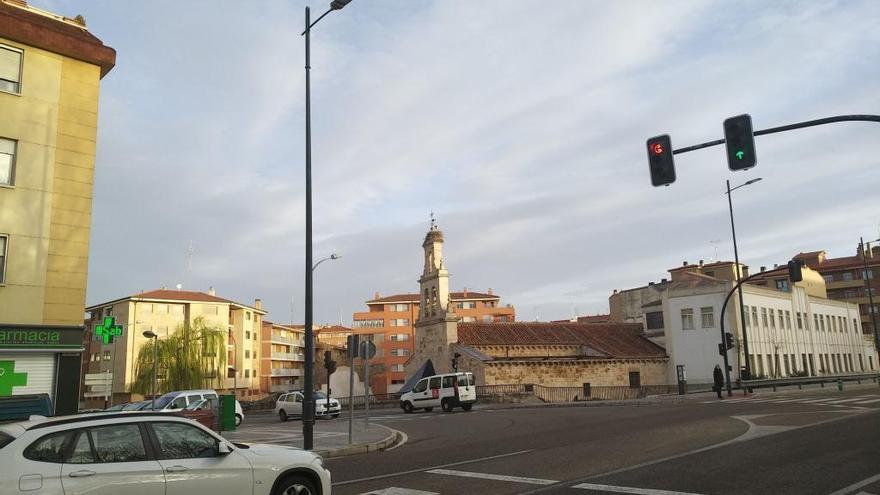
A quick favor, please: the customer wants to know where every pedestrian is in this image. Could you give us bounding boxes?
[713,364,724,399]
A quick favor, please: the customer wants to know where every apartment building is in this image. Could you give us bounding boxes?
[260,321,305,394]
[315,324,352,348]
[82,288,266,407]
[794,245,880,336]
[0,0,115,414]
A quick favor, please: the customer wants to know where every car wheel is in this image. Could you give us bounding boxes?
[274,475,318,495]
[235,414,243,427]
[403,401,414,414]
[279,410,288,422]
[441,399,453,413]
[462,403,473,411]
[424,407,433,412]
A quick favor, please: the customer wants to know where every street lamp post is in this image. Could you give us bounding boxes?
[303,0,352,451]
[725,177,762,390]
[860,237,880,354]
[142,330,158,410]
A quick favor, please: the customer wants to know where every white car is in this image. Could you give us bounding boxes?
[276,391,341,422]
[399,372,476,413]
[0,412,331,495]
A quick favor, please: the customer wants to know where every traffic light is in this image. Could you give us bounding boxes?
[324,351,337,375]
[788,259,803,283]
[718,343,726,356]
[725,332,735,350]
[723,114,757,170]
[647,134,676,187]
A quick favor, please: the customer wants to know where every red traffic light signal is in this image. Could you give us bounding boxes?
[647,135,675,187]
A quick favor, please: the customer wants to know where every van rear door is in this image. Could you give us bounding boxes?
[457,373,476,401]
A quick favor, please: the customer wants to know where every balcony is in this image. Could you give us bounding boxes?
[270,334,298,345]
[271,368,303,377]
[270,382,298,393]
[827,279,866,290]
[271,352,305,361]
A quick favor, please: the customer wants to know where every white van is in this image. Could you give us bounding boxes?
[399,372,476,413]
[152,389,244,426]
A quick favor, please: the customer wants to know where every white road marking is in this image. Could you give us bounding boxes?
[572,482,706,494]
[826,398,876,404]
[828,472,880,495]
[426,468,558,485]
[332,449,535,486]
[358,488,438,495]
[854,398,880,404]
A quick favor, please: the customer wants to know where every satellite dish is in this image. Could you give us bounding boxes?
[176,284,183,290]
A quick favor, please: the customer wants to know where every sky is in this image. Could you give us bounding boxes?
[34,0,880,324]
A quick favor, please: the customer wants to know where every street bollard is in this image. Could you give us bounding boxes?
[837,378,843,391]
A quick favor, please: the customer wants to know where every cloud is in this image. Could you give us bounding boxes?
[30,0,878,323]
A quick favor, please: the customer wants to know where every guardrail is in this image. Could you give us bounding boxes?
[741,372,880,392]
[475,383,685,403]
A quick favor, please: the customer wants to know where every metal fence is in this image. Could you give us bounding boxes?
[742,372,880,392]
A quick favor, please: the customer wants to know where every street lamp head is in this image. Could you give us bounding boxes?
[745,177,763,185]
[330,253,341,260]
[330,0,352,10]
[142,330,157,339]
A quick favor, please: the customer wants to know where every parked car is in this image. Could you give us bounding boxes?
[0,412,330,495]
[0,394,53,422]
[103,402,128,411]
[179,398,218,430]
[276,391,341,422]
[122,401,152,411]
[152,389,244,426]
[399,372,476,413]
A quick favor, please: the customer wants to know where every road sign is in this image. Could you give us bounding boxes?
[359,340,376,360]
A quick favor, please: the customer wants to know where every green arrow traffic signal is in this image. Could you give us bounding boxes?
[735,151,745,160]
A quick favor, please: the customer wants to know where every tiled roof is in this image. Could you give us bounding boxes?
[667,271,727,290]
[316,325,351,333]
[457,322,666,359]
[87,289,266,314]
[368,291,499,303]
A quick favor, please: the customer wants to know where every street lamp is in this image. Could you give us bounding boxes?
[313,253,341,272]
[142,330,158,410]
[860,237,880,354]
[302,0,354,451]
[725,177,762,394]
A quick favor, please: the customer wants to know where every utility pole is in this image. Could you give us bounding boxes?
[861,237,880,354]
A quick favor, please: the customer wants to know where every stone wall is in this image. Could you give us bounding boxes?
[482,359,668,387]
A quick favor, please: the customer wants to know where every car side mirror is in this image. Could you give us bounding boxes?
[218,443,232,455]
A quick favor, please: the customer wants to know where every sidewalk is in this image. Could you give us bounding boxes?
[220,415,404,459]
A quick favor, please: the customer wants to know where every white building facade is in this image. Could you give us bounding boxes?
[661,275,876,386]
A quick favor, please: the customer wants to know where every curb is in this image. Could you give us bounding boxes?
[315,424,405,459]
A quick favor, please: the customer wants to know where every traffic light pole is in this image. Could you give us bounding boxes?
[671,115,880,156]
[719,265,790,394]
[303,6,316,450]
[727,180,752,381]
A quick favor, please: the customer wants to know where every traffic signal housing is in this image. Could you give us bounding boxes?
[723,114,757,170]
[788,259,803,283]
[725,332,736,350]
[324,350,337,375]
[647,134,676,187]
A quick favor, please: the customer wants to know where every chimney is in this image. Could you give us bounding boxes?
[613,289,618,294]
[760,266,766,272]
[208,286,216,296]
[648,282,655,286]
[487,288,493,295]
[773,264,779,269]
[699,259,704,267]
[374,291,380,300]
[463,287,468,297]
[661,278,668,283]
[255,299,262,310]
[683,261,688,267]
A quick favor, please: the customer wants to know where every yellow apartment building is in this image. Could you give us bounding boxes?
[0,0,114,415]
[82,289,266,407]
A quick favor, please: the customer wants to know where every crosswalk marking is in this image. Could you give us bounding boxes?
[426,468,558,485]
[701,394,880,406]
[572,482,705,494]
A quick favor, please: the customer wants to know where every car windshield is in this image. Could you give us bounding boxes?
[153,393,178,410]
[122,402,145,410]
[313,392,327,400]
[0,431,14,449]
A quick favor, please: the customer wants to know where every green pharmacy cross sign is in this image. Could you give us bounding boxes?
[0,360,28,396]
[95,317,123,345]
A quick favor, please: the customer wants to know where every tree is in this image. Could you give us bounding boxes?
[131,317,227,395]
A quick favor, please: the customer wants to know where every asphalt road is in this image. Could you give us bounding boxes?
[320,386,880,495]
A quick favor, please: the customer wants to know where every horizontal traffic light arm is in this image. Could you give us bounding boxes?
[672,114,880,155]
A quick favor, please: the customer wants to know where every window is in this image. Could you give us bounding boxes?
[0,44,22,94]
[814,314,820,331]
[245,331,251,339]
[681,309,694,330]
[769,310,776,329]
[388,303,408,311]
[776,279,790,291]
[442,376,456,388]
[777,310,784,329]
[482,315,493,322]
[0,138,15,186]
[391,364,405,372]
[646,311,664,330]
[842,272,854,281]
[390,334,409,342]
[0,235,7,284]
[796,312,803,329]
[103,350,111,361]
[246,312,251,321]
[460,301,477,309]
[170,396,187,409]
[461,316,476,323]
[24,431,73,463]
[244,350,250,359]
[761,308,768,327]
[390,318,410,327]
[863,269,874,280]
[391,348,410,357]
[785,311,791,330]
[628,371,641,388]
[89,424,148,462]
[391,379,405,385]
[413,379,427,393]
[429,376,441,389]
[152,422,218,459]
[822,274,834,283]
[826,315,832,332]
[68,432,95,464]
[244,369,250,378]
[700,307,714,328]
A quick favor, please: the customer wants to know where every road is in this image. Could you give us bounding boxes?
[312,386,880,495]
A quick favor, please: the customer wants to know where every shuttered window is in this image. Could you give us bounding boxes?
[0,138,15,186]
[0,45,22,94]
